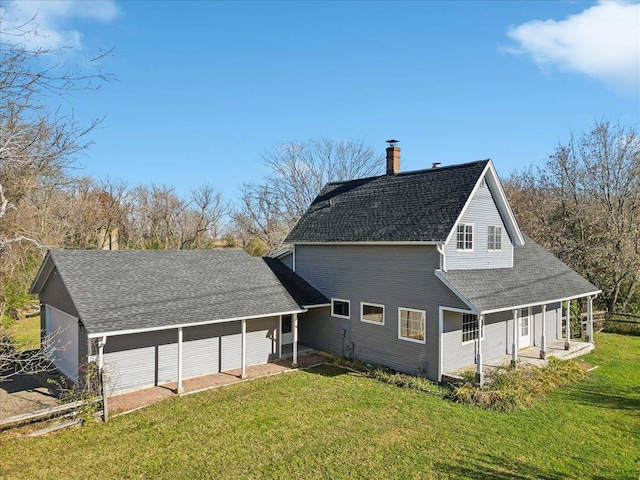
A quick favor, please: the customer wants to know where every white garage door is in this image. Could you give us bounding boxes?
[46,305,79,382]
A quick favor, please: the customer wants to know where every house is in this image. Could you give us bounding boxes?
[30,142,600,394]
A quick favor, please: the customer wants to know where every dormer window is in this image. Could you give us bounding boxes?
[488,225,502,251]
[456,224,473,251]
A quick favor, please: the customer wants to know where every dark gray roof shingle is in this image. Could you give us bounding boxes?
[41,250,303,335]
[285,160,489,243]
[262,257,329,307]
[439,236,601,313]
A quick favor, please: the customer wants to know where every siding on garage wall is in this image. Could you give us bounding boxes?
[444,180,514,270]
[279,252,294,270]
[295,244,468,380]
[103,317,280,394]
[40,267,79,318]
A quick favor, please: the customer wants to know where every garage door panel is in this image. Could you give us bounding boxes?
[46,306,79,382]
[246,317,279,365]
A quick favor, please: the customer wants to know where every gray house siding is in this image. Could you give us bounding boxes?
[444,180,513,270]
[279,252,294,270]
[442,309,512,373]
[295,244,468,379]
[299,306,347,355]
[103,317,279,394]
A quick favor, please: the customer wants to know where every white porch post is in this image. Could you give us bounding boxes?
[565,300,571,350]
[292,313,299,367]
[540,305,547,359]
[475,314,484,385]
[278,315,283,359]
[587,296,594,343]
[240,318,247,379]
[511,309,518,366]
[177,327,184,394]
[98,335,107,370]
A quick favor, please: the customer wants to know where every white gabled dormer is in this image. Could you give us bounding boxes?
[441,160,524,270]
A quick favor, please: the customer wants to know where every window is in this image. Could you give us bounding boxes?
[456,224,473,251]
[462,313,483,343]
[282,314,292,334]
[398,308,426,343]
[488,225,502,251]
[331,298,350,319]
[361,302,385,325]
[520,308,529,336]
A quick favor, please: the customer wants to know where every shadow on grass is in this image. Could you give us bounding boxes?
[568,385,640,411]
[432,452,614,480]
[303,363,353,378]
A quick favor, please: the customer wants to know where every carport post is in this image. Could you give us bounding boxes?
[177,327,184,394]
[292,313,298,368]
[587,296,594,343]
[565,300,571,350]
[540,305,547,359]
[240,319,247,379]
[511,309,518,367]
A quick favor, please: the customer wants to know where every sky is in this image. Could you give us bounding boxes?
[3,0,639,202]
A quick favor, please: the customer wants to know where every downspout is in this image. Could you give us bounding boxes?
[97,336,108,422]
[436,244,446,272]
[98,336,107,370]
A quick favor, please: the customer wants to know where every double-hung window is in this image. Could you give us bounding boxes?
[488,225,502,251]
[462,313,482,343]
[398,308,426,343]
[456,224,473,251]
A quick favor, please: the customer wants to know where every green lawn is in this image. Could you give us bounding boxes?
[1,333,638,479]
[3,315,40,351]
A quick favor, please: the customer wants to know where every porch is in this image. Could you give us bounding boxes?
[445,339,594,381]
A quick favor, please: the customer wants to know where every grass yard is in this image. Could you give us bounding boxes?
[2,315,41,351]
[1,333,638,479]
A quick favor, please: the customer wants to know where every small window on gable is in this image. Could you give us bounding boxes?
[361,302,384,325]
[331,298,350,319]
[462,313,483,343]
[398,308,426,344]
[488,225,502,251]
[456,224,473,251]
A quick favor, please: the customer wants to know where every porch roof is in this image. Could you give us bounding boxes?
[437,236,601,314]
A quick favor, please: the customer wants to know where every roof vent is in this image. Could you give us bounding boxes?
[386,139,400,175]
[432,162,442,169]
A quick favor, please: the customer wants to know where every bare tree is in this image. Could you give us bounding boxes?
[505,120,640,312]
[234,138,383,254]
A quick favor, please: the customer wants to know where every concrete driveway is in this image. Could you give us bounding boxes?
[0,369,63,422]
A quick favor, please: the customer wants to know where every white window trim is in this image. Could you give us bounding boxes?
[487,225,503,252]
[360,302,385,326]
[398,307,426,344]
[331,298,350,319]
[456,223,474,252]
[461,313,484,345]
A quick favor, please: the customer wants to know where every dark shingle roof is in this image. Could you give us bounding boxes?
[439,236,601,313]
[285,160,489,243]
[262,257,329,307]
[39,250,303,335]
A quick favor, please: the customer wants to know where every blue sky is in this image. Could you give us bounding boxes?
[4,1,639,201]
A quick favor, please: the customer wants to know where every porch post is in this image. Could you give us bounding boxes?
[475,314,484,385]
[511,309,518,366]
[587,296,594,343]
[565,300,571,350]
[292,313,299,367]
[177,327,184,394]
[241,319,247,379]
[278,315,283,359]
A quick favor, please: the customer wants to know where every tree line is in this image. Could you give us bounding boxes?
[1,16,638,323]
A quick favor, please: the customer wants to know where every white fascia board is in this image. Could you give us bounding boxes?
[302,303,331,308]
[479,290,602,316]
[272,246,293,259]
[434,270,480,314]
[443,160,525,247]
[289,241,440,246]
[86,308,306,339]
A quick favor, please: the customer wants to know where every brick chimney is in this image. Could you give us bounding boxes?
[386,139,400,175]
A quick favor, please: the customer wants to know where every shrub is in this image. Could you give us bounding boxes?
[450,357,587,411]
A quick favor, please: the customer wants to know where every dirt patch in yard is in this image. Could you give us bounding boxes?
[0,369,63,421]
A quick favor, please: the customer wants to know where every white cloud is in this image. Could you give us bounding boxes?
[1,0,120,51]
[506,1,640,97]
